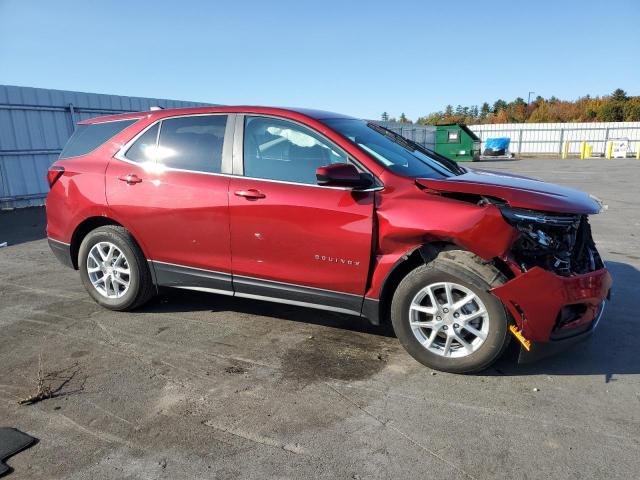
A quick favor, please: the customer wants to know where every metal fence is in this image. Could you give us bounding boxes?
[469,122,640,156]
[0,85,213,208]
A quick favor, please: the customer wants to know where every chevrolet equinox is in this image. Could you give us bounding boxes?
[46,107,612,373]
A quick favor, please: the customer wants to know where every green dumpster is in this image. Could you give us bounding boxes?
[435,123,481,162]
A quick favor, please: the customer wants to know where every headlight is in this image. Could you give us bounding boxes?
[499,206,580,228]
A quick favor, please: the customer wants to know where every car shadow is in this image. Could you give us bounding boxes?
[141,287,396,338]
[0,206,47,246]
[140,261,638,377]
[484,260,640,378]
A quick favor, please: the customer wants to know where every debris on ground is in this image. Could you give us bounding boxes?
[224,365,247,375]
[18,356,82,406]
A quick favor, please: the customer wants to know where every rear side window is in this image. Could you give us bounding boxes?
[59,119,136,159]
[124,123,159,163]
[156,115,227,173]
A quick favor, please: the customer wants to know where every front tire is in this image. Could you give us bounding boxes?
[78,226,154,311]
[391,250,511,373]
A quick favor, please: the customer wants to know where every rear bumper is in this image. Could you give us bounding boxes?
[48,237,74,269]
[491,266,612,353]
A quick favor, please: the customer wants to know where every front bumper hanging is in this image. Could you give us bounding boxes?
[491,266,612,362]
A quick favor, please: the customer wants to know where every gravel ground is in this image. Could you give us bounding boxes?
[0,158,638,479]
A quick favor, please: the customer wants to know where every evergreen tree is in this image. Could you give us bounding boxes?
[480,102,491,117]
[381,112,390,122]
[493,99,508,112]
[611,88,628,102]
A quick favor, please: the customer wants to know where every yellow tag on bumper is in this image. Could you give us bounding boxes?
[509,325,532,351]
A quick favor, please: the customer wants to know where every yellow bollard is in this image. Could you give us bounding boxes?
[606,141,613,159]
[580,142,586,159]
[562,141,569,159]
[586,145,593,158]
[637,144,640,159]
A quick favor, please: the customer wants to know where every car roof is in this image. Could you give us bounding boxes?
[79,106,356,125]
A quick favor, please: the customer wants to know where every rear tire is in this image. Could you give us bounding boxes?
[78,226,154,311]
[391,250,511,373]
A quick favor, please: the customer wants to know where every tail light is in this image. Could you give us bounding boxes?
[47,165,65,187]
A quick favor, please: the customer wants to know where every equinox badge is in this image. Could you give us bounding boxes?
[314,254,361,266]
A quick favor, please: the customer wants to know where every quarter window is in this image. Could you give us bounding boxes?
[125,123,159,163]
[60,119,136,159]
[243,116,348,184]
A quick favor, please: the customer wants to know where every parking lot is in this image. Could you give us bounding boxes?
[0,158,638,479]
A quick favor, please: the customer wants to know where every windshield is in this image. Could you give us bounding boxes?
[323,119,461,178]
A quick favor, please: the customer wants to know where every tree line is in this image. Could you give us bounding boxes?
[381,89,640,125]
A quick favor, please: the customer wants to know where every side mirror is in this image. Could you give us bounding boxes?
[316,163,373,189]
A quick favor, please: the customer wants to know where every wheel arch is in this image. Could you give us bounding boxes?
[69,216,147,270]
[370,242,514,326]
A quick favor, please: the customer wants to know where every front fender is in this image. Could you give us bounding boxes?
[366,189,518,300]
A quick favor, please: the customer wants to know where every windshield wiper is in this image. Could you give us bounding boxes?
[366,122,415,151]
[366,122,465,175]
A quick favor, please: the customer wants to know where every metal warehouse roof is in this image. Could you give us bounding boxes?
[0,85,214,208]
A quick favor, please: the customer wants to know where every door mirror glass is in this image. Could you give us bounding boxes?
[316,163,373,189]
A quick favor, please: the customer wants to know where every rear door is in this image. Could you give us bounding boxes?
[228,115,375,314]
[106,114,235,293]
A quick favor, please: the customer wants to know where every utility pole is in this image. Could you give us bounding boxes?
[527,91,535,104]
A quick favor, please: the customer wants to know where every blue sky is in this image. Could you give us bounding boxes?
[1,0,638,120]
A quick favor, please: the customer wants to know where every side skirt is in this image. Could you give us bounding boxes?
[149,260,370,319]
[150,260,233,293]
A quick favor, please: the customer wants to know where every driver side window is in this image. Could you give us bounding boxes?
[243,116,348,184]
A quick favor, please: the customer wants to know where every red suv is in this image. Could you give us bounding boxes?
[46,107,612,373]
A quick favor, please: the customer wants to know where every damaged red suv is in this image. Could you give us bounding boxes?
[46,107,612,373]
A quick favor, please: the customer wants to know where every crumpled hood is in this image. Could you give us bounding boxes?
[416,168,602,214]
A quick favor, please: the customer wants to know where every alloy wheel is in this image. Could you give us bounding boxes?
[409,281,489,358]
[86,241,131,299]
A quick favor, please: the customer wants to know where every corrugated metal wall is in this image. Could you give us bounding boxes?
[469,121,640,155]
[0,85,213,208]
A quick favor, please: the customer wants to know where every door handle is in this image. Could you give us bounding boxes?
[234,189,266,199]
[118,174,143,185]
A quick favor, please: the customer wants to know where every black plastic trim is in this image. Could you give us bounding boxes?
[233,275,364,316]
[518,328,593,363]
[361,297,380,325]
[148,261,370,318]
[48,237,74,269]
[151,261,233,293]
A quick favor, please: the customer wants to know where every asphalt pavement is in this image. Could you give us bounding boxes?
[0,158,638,479]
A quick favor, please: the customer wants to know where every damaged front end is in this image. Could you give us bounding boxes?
[491,205,612,361]
[500,206,604,276]
[412,174,611,361]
